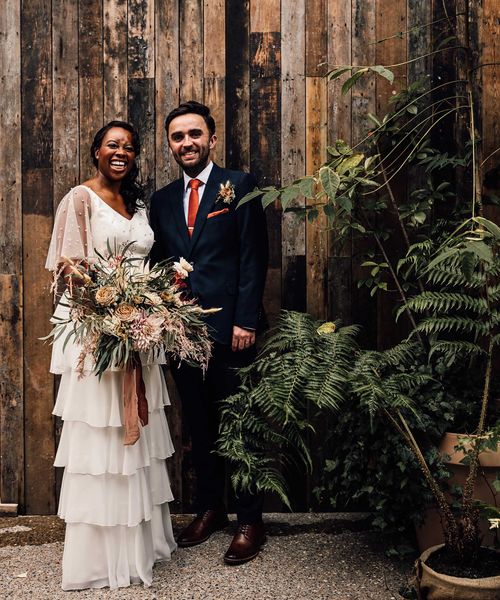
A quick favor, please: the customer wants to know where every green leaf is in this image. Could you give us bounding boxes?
[335,139,352,156]
[341,68,368,95]
[323,203,336,225]
[367,113,382,127]
[261,189,280,209]
[351,222,366,233]
[413,211,427,224]
[356,177,379,187]
[327,145,340,157]
[465,241,493,264]
[370,65,395,85]
[319,167,341,201]
[337,153,364,175]
[327,67,352,80]
[406,104,418,115]
[337,195,353,211]
[298,177,316,198]
[474,217,500,239]
[280,185,302,210]
[307,208,319,223]
[238,188,263,208]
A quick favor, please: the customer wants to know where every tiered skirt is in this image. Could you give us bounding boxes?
[52,342,177,590]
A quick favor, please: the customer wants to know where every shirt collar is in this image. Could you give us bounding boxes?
[183,161,214,191]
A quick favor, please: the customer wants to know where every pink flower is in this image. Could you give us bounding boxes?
[131,312,164,352]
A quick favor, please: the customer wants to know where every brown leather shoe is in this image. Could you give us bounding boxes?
[223,521,266,565]
[177,509,229,548]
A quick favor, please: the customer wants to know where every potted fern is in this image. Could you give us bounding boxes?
[398,217,500,597]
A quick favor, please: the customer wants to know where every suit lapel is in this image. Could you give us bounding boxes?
[189,164,224,253]
[170,178,190,256]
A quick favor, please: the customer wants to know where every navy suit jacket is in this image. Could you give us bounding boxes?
[149,164,268,345]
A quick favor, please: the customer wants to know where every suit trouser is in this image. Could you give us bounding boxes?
[171,342,264,524]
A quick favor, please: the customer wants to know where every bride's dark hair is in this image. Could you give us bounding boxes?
[90,120,145,215]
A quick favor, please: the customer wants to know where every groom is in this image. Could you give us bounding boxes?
[149,101,268,564]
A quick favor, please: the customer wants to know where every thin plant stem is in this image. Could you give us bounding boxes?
[371,232,425,347]
[481,146,500,167]
[369,13,465,45]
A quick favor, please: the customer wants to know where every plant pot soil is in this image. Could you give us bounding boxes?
[415,432,500,553]
[416,544,500,600]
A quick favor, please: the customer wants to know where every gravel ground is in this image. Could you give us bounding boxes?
[0,513,413,600]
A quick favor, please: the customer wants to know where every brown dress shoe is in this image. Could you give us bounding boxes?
[223,521,266,565]
[177,509,229,548]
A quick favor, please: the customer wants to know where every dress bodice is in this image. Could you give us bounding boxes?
[45,185,154,270]
[83,186,154,259]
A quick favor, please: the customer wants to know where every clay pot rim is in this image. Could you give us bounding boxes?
[420,543,500,584]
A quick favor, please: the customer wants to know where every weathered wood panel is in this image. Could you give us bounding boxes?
[306,0,328,321]
[482,0,499,170]
[103,0,128,122]
[179,0,204,102]
[350,0,378,347]
[21,0,56,515]
[204,0,226,166]
[250,1,282,327]
[53,0,79,203]
[78,0,103,182]
[226,0,250,172]
[281,0,306,314]
[327,0,353,325]
[129,0,155,198]
[0,0,23,508]
[155,0,180,187]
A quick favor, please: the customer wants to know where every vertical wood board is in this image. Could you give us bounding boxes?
[104,0,128,122]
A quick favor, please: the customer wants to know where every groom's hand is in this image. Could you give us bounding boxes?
[232,326,256,352]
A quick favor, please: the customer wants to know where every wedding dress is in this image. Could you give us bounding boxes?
[45,185,177,590]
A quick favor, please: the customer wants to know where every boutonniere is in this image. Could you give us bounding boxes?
[216,180,236,205]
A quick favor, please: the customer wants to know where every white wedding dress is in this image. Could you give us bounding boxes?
[45,185,177,591]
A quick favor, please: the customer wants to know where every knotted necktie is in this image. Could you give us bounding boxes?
[187,178,202,237]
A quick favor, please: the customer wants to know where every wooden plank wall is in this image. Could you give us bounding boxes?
[0,0,498,514]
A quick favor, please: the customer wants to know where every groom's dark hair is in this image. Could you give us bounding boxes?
[165,101,216,137]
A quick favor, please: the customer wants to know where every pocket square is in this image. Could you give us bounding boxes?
[207,208,230,219]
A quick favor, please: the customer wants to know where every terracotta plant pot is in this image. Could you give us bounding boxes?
[415,544,500,600]
[415,432,500,552]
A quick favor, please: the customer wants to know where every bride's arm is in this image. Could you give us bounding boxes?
[46,186,94,292]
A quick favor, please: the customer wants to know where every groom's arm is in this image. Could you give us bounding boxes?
[233,173,268,334]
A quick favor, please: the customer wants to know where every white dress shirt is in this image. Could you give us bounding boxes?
[182,161,214,223]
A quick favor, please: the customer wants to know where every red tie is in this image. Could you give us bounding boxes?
[187,178,202,237]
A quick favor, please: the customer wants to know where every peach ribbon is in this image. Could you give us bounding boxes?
[123,359,149,446]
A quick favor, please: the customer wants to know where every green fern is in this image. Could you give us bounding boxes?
[217,311,359,505]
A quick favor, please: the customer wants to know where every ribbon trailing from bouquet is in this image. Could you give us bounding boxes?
[123,357,149,446]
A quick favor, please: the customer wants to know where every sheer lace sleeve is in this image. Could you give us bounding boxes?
[45,186,95,271]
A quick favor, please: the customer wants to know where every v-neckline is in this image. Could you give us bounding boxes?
[79,185,135,222]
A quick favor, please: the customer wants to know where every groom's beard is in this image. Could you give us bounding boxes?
[172,147,211,177]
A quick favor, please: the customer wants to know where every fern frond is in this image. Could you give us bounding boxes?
[399,292,488,320]
[428,340,485,365]
[411,316,487,337]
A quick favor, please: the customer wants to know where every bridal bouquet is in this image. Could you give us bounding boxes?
[46,243,215,377]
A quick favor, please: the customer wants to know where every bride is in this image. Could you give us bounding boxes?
[45,121,177,590]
